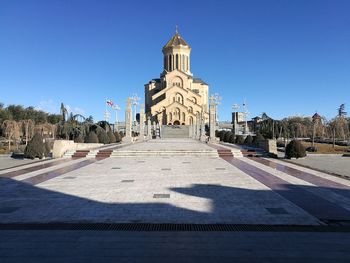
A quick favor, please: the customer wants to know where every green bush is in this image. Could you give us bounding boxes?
[85,131,99,143]
[285,140,306,159]
[215,130,220,137]
[114,132,121,142]
[44,141,51,157]
[24,133,45,159]
[244,135,253,146]
[98,130,110,144]
[224,131,233,143]
[74,135,84,143]
[229,133,235,144]
[107,131,116,143]
[253,133,265,146]
[235,135,245,145]
[219,131,226,141]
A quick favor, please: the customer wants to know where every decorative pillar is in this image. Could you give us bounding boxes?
[200,111,207,142]
[209,99,216,142]
[196,113,200,140]
[139,104,145,141]
[123,98,133,143]
[147,116,152,139]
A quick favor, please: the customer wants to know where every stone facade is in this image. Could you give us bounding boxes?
[145,29,209,125]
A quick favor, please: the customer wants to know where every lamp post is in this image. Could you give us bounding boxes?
[130,93,141,124]
[112,104,121,132]
[232,104,239,135]
[242,100,250,135]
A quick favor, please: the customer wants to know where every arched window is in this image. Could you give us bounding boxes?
[192,97,197,104]
[182,112,185,121]
[169,112,172,121]
[175,93,183,104]
[188,106,193,113]
[189,116,193,125]
[176,54,179,69]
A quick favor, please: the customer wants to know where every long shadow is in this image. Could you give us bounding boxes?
[1,176,350,226]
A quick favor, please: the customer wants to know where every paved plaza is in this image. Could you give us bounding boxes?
[287,154,350,179]
[1,139,350,261]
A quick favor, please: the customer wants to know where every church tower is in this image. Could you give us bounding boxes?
[145,28,209,126]
[162,27,191,75]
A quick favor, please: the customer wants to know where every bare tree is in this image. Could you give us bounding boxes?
[2,120,20,150]
[20,119,34,145]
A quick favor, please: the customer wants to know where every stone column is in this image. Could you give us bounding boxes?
[153,121,157,138]
[200,111,207,142]
[139,104,145,141]
[209,100,216,142]
[189,122,193,138]
[196,113,200,140]
[147,116,152,139]
[123,98,133,143]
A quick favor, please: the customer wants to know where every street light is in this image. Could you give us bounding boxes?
[112,104,121,132]
[130,93,141,124]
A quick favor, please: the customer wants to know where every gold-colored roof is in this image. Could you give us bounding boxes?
[163,32,189,49]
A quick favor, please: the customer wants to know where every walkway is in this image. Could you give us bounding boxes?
[1,139,350,261]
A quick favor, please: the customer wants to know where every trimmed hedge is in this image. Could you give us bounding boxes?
[44,141,51,157]
[223,131,232,142]
[107,131,116,143]
[85,131,99,143]
[229,133,235,144]
[98,130,110,144]
[24,133,45,159]
[285,140,306,159]
[236,135,245,145]
[253,133,265,146]
[244,135,253,146]
[114,132,121,142]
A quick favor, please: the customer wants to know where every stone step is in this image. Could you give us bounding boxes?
[110,150,218,157]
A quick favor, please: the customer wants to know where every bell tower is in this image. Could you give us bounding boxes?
[162,26,191,75]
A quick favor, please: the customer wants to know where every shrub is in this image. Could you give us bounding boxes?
[44,141,51,157]
[98,130,110,144]
[285,140,306,159]
[236,135,245,145]
[244,135,253,146]
[74,135,84,143]
[215,130,220,137]
[107,131,116,143]
[114,132,121,142]
[253,133,265,146]
[219,131,226,141]
[229,133,235,144]
[224,131,233,143]
[24,133,45,159]
[85,131,99,143]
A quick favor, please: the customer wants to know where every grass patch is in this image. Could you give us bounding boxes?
[301,141,349,154]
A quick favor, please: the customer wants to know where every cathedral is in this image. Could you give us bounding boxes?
[145,29,209,125]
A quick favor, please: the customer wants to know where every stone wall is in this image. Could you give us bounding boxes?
[52,140,103,158]
[258,139,278,157]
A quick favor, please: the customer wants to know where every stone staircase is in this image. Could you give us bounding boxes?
[161,125,189,138]
[110,149,218,157]
[63,149,76,158]
[72,150,90,158]
[217,149,234,158]
[96,149,113,158]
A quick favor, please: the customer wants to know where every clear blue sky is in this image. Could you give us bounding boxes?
[1,0,349,121]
